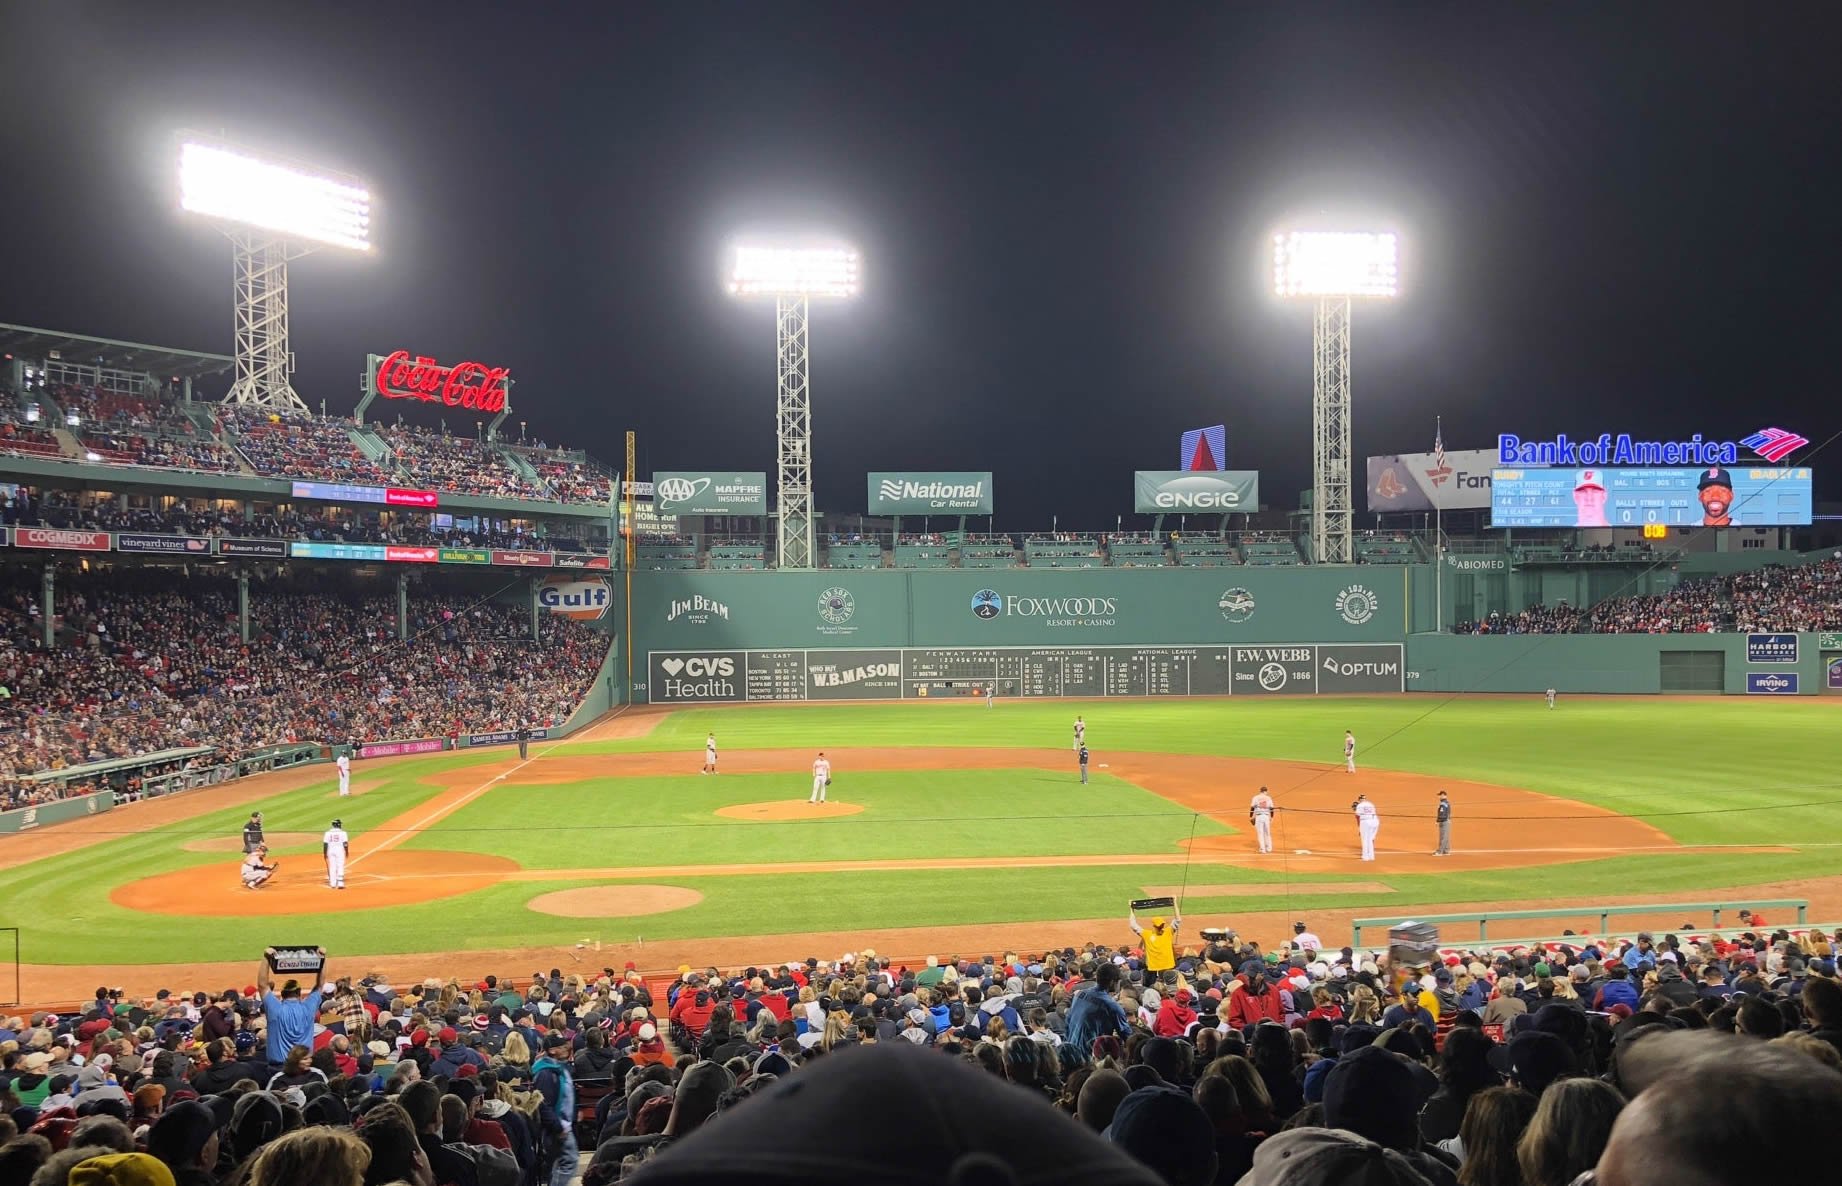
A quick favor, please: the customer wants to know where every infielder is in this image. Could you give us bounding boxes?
[1352,794,1379,861]
[809,752,832,803]
[1546,688,1556,709]
[1249,786,1276,854]
[1435,790,1452,856]
[336,751,351,796]
[702,733,717,775]
[242,844,276,889]
[323,818,350,889]
[1073,715,1086,751]
[1344,730,1357,774]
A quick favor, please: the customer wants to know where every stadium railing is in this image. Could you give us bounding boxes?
[1350,898,1810,947]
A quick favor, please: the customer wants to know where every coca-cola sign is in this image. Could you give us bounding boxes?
[375,350,509,413]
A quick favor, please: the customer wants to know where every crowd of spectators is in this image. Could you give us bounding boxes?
[0,920,1836,1186]
[225,409,397,486]
[0,570,609,806]
[1459,557,1842,635]
[1457,605,1588,635]
[0,402,65,459]
[525,454,613,505]
[379,426,549,501]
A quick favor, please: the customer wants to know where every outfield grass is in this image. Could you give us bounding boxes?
[2,696,1837,965]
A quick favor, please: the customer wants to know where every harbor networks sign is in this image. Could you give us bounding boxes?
[971,588,1118,628]
[867,471,993,515]
[1133,471,1260,513]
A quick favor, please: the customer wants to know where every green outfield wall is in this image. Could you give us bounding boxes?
[1406,631,1835,695]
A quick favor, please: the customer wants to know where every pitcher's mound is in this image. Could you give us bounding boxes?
[715,800,864,821]
[182,831,320,854]
[527,885,703,917]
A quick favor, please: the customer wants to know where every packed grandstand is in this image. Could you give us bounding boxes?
[0,926,1833,1185]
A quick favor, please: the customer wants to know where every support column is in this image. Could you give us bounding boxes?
[775,293,814,569]
[529,577,541,642]
[396,571,409,642]
[1311,295,1354,564]
[41,565,54,650]
[238,571,251,644]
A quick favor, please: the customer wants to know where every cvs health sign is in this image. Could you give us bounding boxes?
[649,651,746,702]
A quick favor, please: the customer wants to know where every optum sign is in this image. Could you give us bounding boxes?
[1133,470,1260,513]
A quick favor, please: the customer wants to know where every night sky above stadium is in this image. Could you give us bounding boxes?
[5,6,1839,525]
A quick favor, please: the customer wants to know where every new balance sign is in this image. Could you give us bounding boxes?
[867,472,993,515]
[1133,471,1260,513]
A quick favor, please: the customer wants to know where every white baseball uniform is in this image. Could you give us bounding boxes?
[1355,800,1379,861]
[1249,791,1276,854]
[1345,733,1356,774]
[704,736,717,773]
[810,756,831,803]
[336,753,351,796]
[242,851,272,888]
[1546,688,1556,709]
[323,825,350,887]
[1073,719,1085,751]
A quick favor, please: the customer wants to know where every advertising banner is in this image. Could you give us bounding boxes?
[867,472,993,515]
[1820,632,1842,650]
[1181,425,1227,471]
[217,538,289,558]
[385,546,439,563]
[1132,471,1260,513]
[650,651,749,703]
[1444,555,1508,571]
[1491,466,1812,528]
[439,548,492,564]
[804,648,904,700]
[292,541,386,561]
[115,533,212,555]
[1829,657,1842,691]
[357,737,447,758]
[289,480,439,508]
[1745,672,1800,695]
[492,550,555,568]
[15,528,111,551]
[0,790,112,835]
[653,471,769,516]
[464,728,550,748]
[1230,645,1317,695]
[539,575,613,620]
[1315,643,1406,692]
[1746,633,1798,663]
[1366,450,1497,512]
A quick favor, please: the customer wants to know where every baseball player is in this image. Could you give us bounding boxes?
[242,844,276,889]
[1546,688,1556,709]
[1352,794,1379,861]
[1073,715,1086,751]
[242,812,266,854]
[323,818,350,889]
[809,752,832,804]
[1344,730,1357,774]
[1292,920,1322,952]
[702,733,718,775]
[1249,786,1276,854]
[336,751,351,796]
[1435,790,1452,856]
[985,684,995,709]
[1077,743,1090,784]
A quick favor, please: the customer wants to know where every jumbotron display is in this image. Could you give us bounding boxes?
[648,643,1404,702]
[1490,465,1812,528]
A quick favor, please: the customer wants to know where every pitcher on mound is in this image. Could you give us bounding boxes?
[809,752,832,804]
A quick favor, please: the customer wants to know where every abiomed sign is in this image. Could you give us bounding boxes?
[654,472,769,516]
[868,472,993,515]
[1133,471,1260,513]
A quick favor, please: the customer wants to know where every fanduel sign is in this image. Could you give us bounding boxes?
[1133,471,1260,513]
[867,471,993,515]
[1367,450,1496,512]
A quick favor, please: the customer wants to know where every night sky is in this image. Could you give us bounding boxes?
[5,5,1839,526]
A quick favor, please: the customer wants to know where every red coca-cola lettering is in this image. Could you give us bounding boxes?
[376,350,509,414]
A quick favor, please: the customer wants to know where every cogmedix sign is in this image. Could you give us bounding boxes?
[867,472,994,515]
[653,472,769,516]
[1133,471,1260,513]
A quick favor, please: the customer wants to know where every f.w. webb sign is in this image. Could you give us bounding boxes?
[868,472,993,515]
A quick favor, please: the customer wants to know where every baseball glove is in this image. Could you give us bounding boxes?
[825,778,833,787]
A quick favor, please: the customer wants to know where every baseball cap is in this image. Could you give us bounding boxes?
[1103,1086,1215,1184]
[1575,470,1605,492]
[1242,1127,1433,1186]
[1697,466,1733,490]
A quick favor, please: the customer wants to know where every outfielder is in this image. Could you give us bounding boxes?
[1249,786,1276,854]
[242,844,276,889]
[323,818,350,889]
[336,751,351,796]
[1344,730,1357,774]
[1073,715,1086,751]
[1546,688,1556,709]
[809,752,832,804]
[1352,794,1379,861]
[702,733,717,774]
[985,684,995,709]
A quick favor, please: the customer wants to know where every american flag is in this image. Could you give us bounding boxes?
[1434,418,1445,471]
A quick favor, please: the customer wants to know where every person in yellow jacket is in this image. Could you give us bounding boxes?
[1129,907,1183,983]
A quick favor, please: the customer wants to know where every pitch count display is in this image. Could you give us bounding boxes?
[1490,466,1811,528]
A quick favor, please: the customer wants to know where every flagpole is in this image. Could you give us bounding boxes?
[1435,416,1443,634]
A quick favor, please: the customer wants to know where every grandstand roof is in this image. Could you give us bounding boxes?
[0,322,233,380]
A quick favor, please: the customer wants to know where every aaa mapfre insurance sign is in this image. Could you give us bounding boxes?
[372,351,509,413]
[538,576,612,621]
[14,528,110,551]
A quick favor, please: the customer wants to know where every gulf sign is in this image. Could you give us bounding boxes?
[539,575,612,621]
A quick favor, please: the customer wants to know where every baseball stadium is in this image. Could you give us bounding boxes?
[4,38,1842,1185]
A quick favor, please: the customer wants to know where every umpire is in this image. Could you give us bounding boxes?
[1435,791,1451,856]
[516,724,532,760]
[243,812,265,854]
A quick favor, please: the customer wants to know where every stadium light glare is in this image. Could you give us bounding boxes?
[728,244,861,298]
[1272,230,1398,298]
[179,138,372,252]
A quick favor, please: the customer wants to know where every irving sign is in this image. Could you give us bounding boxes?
[371,351,510,413]
[867,472,993,515]
[1132,471,1260,514]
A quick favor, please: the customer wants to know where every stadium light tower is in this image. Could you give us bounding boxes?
[1272,230,1399,564]
[727,243,861,570]
[178,134,372,413]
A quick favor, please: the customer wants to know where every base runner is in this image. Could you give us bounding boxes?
[323,819,350,889]
[809,752,831,804]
